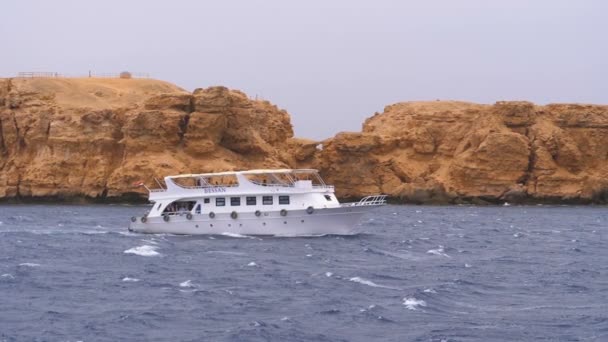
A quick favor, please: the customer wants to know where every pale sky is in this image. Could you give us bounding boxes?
[1,0,606,140]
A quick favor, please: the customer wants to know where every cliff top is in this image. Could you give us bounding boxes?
[3,77,187,109]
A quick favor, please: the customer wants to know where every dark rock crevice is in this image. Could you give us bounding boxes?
[0,117,6,156]
[178,113,191,145]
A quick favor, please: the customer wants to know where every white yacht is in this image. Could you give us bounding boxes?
[128,169,386,236]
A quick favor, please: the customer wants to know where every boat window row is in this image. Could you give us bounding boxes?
[214,195,290,206]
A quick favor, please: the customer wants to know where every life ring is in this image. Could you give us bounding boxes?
[186,213,193,220]
[280,209,288,217]
[141,216,147,223]
[306,206,314,214]
[131,216,137,222]
[255,210,261,217]
[231,211,238,219]
[163,215,170,222]
[209,212,216,219]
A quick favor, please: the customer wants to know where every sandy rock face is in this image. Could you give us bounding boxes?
[1,77,607,204]
[301,101,608,203]
[0,78,293,200]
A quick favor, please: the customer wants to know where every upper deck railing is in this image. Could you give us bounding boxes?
[341,195,387,207]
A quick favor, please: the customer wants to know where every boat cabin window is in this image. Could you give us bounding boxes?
[324,195,332,201]
[262,196,273,205]
[279,196,290,205]
[156,203,162,211]
[204,198,210,204]
[163,201,196,214]
[231,197,241,206]
[195,204,201,214]
[246,196,256,205]
[216,198,226,206]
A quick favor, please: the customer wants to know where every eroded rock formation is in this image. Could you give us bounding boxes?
[1,77,607,203]
[297,101,608,203]
[0,78,293,200]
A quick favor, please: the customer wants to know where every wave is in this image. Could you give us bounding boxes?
[1,273,15,279]
[124,245,160,257]
[364,247,421,261]
[349,277,400,290]
[403,297,427,310]
[426,246,450,258]
[122,277,140,282]
[220,232,251,238]
[247,261,258,267]
[179,280,195,288]
[18,262,41,267]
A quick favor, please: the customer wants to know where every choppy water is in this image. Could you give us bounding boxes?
[1,204,607,341]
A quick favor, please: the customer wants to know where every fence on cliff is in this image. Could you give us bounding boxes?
[16,71,150,79]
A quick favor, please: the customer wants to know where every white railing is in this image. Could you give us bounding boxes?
[342,195,387,207]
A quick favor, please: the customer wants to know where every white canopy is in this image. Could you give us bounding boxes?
[166,169,319,179]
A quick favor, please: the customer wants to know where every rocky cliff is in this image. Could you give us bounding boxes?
[0,78,294,200]
[298,101,608,203]
[1,77,607,203]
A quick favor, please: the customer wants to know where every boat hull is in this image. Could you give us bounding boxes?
[128,206,378,236]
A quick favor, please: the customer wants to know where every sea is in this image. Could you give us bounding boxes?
[0,204,606,342]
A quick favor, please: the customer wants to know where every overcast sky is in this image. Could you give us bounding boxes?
[1,0,606,140]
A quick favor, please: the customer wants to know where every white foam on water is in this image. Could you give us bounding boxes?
[247,261,258,267]
[325,272,333,277]
[180,280,195,288]
[179,289,197,293]
[306,254,313,257]
[423,288,437,293]
[349,277,400,290]
[221,232,250,238]
[18,263,41,267]
[1,273,15,279]
[124,245,160,257]
[208,236,216,239]
[426,246,450,258]
[503,202,511,206]
[403,297,427,310]
[465,263,472,268]
[280,316,291,321]
[122,277,140,282]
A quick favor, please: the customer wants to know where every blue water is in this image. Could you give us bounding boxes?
[0,204,607,341]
